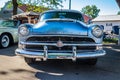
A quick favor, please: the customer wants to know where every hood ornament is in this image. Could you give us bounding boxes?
[56,40,64,47]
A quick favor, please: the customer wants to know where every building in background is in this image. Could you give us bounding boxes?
[0,1,24,19]
[92,15,120,34]
[12,11,39,24]
[0,1,40,24]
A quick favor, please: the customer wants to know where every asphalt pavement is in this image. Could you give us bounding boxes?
[0,44,120,80]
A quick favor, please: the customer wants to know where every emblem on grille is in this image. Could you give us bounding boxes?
[57,40,64,47]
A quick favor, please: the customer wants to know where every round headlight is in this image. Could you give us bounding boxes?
[92,26,103,38]
[19,26,29,36]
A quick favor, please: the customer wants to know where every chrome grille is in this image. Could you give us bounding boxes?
[26,36,95,43]
[25,36,96,52]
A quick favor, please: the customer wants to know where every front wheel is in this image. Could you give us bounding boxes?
[24,57,36,64]
[0,34,10,48]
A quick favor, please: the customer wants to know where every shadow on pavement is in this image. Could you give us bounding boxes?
[0,44,17,56]
[33,60,97,80]
[29,58,120,80]
[29,45,120,80]
[104,45,120,57]
[111,45,120,49]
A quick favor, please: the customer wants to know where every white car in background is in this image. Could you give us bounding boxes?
[0,20,20,48]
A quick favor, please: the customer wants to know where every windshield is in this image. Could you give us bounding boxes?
[40,11,84,22]
[0,20,18,27]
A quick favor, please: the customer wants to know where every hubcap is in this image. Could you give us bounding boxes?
[1,35,10,47]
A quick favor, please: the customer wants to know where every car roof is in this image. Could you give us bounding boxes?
[41,9,82,15]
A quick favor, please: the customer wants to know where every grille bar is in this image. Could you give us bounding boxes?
[23,36,98,52]
[26,36,95,43]
[21,41,102,46]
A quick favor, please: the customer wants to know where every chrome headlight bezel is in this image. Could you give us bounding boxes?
[92,26,103,38]
[18,26,29,36]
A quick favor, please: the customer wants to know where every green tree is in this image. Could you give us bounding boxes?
[12,0,65,15]
[17,0,42,6]
[23,4,49,13]
[81,5,100,18]
[41,0,64,9]
[19,0,65,9]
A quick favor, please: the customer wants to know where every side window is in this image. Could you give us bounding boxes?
[1,21,17,27]
[13,21,18,27]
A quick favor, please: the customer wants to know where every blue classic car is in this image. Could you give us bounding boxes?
[15,10,106,65]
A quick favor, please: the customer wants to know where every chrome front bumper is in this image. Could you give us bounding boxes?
[15,48,106,61]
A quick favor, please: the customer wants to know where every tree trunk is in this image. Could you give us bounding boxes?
[12,0,18,15]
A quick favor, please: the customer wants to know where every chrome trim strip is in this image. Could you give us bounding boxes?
[28,35,88,37]
[20,42,102,46]
[24,35,89,40]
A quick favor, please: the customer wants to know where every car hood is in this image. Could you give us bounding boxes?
[32,19,88,36]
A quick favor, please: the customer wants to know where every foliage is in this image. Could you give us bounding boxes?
[17,0,42,6]
[6,1,12,9]
[103,38,118,44]
[81,5,100,18]
[20,4,49,13]
[11,0,65,15]
[41,0,64,9]
[7,0,49,13]
[17,0,64,9]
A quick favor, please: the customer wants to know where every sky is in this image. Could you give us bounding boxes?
[61,0,120,15]
[0,0,119,15]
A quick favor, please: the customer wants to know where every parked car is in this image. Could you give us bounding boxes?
[0,20,20,48]
[15,9,106,65]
